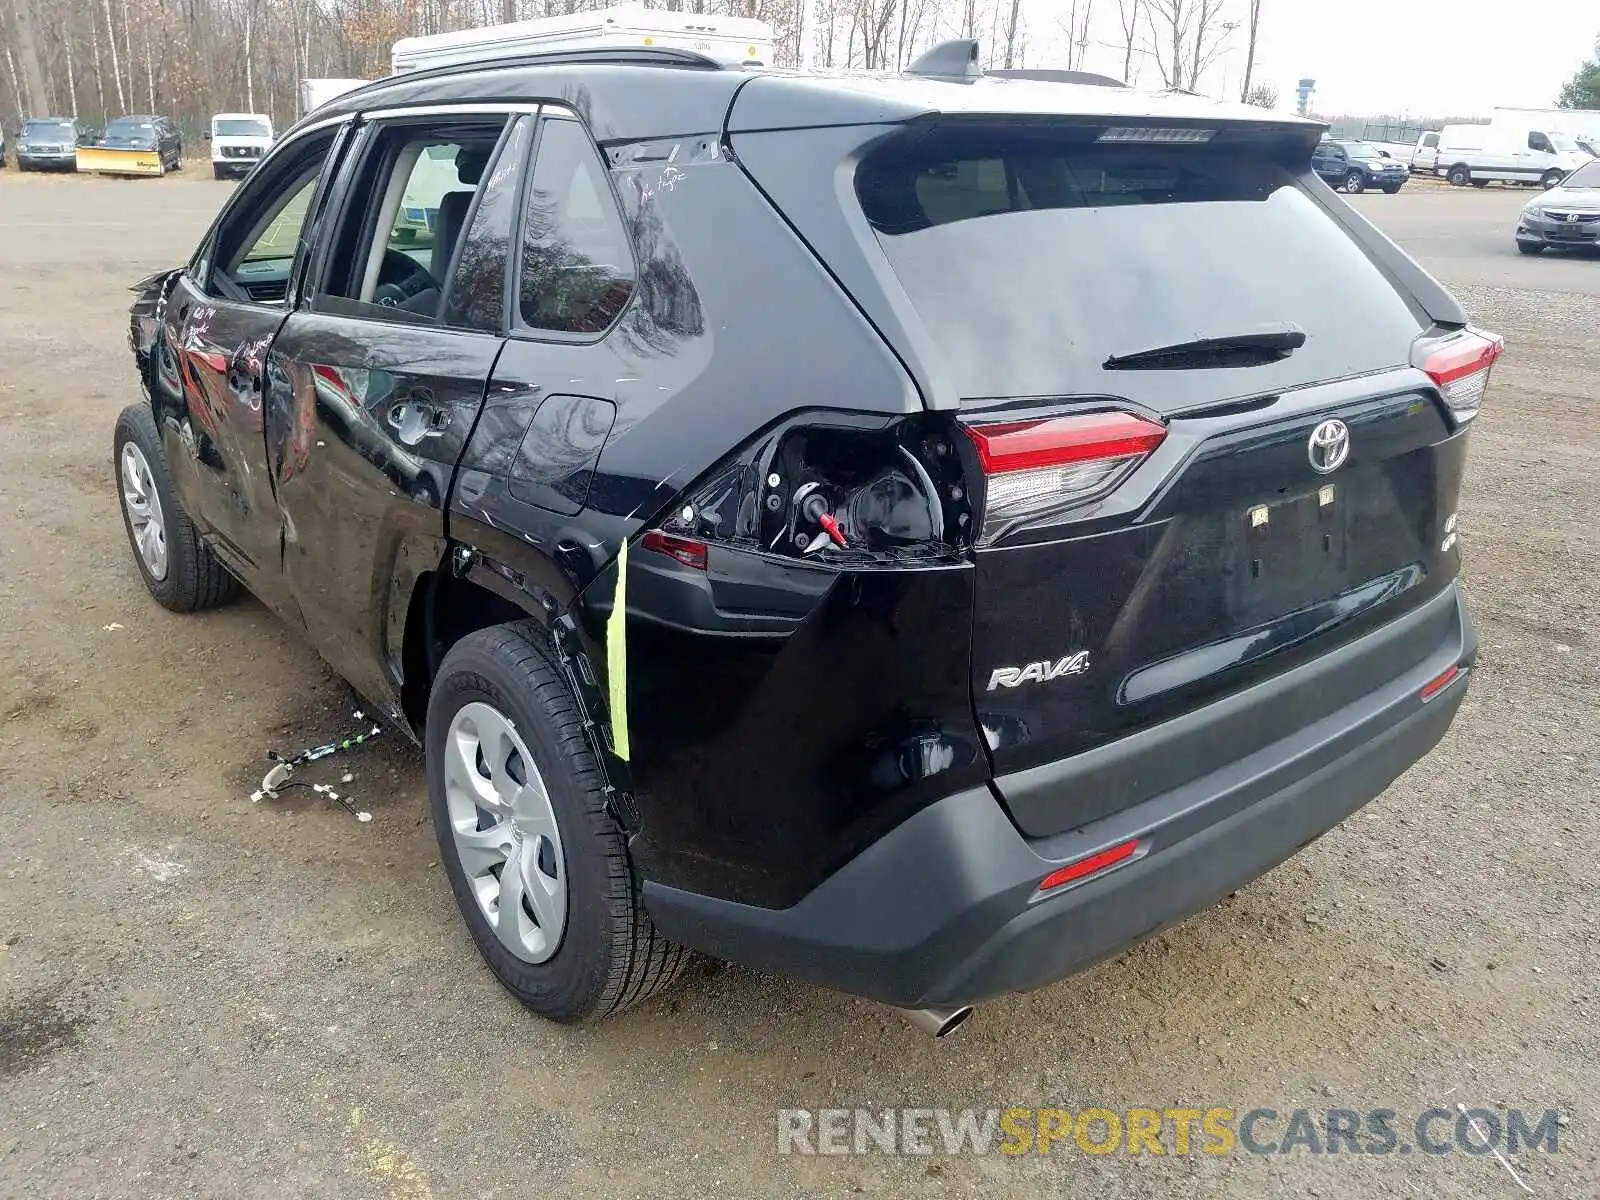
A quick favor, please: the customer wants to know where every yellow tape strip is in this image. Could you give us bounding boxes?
[605,538,630,761]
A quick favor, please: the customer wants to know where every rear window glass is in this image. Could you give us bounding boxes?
[856,127,1423,409]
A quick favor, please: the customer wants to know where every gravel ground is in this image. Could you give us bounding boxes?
[0,174,1595,1200]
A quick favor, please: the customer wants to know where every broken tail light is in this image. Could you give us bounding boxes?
[641,530,708,570]
[963,411,1167,545]
[1418,328,1503,423]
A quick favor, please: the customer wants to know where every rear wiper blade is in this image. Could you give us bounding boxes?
[1103,323,1307,370]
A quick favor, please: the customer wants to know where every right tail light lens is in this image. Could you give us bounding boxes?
[1418,328,1504,422]
[963,411,1167,545]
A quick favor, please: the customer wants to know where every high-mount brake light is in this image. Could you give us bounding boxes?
[1097,126,1215,144]
[1418,329,1503,422]
[963,412,1167,544]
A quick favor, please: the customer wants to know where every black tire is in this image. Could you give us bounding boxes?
[1447,164,1471,186]
[1517,242,1545,255]
[426,622,691,1022]
[113,403,241,612]
[1382,184,1403,194]
[1541,170,1564,190]
[1471,180,1489,189]
[212,164,225,180]
[1342,170,1365,194]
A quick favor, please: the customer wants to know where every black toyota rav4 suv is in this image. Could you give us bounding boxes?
[116,42,1497,1035]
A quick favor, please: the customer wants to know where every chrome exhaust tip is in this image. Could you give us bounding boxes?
[893,1004,974,1038]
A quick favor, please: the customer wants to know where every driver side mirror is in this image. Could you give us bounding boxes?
[203,132,212,141]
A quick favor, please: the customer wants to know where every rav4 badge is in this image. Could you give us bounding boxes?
[987,652,1092,691]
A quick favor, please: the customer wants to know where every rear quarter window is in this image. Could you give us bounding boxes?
[855,127,1424,410]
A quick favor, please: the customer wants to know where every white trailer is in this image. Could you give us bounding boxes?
[391,4,774,74]
[1491,107,1600,157]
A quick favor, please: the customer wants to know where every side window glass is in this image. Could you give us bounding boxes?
[442,115,533,333]
[1423,133,1439,148]
[209,131,337,304]
[316,119,508,324]
[517,118,635,335]
[1528,132,1552,153]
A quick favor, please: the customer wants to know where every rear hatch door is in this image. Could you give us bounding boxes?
[849,120,1468,836]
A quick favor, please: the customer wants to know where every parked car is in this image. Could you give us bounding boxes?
[115,38,1494,1034]
[1514,158,1600,254]
[1312,139,1408,193]
[14,116,93,171]
[1413,124,1589,189]
[207,112,275,180]
[90,114,183,173]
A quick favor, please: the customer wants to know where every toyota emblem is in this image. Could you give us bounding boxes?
[1308,419,1351,474]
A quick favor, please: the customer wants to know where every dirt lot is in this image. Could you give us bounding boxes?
[0,174,1595,1199]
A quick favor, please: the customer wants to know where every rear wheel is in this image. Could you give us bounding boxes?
[1541,169,1564,189]
[1342,170,1365,194]
[1471,180,1489,189]
[426,623,692,1022]
[1447,164,1472,186]
[114,404,241,612]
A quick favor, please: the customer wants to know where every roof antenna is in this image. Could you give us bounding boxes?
[905,39,983,82]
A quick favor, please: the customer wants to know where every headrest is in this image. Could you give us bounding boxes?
[455,146,492,186]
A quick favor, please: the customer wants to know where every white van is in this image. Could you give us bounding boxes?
[1492,108,1600,158]
[1413,123,1591,189]
[207,113,274,180]
[391,4,774,74]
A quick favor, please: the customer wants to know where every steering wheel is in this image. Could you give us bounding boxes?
[371,249,439,309]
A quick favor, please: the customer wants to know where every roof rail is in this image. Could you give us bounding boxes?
[905,39,983,81]
[988,68,1127,89]
[372,44,724,94]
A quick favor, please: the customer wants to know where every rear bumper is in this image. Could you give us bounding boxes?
[644,584,1476,1007]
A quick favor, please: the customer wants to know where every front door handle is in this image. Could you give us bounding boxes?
[388,393,450,446]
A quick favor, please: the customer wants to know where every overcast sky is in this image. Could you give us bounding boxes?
[1015,0,1596,116]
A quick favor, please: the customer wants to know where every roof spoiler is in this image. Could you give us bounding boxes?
[989,68,1127,88]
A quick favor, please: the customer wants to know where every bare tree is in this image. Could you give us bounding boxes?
[101,0,126,111]
[1059,0,1094,70]
[12,0,50,115]
[1243,82,1277,108]
[1114,0,1142,82]
[1143,0,1230,92]
[1001,0,1021,67]
[1185,0,1229,91]
[1239,0,1262,102]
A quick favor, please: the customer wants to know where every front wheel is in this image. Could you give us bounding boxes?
[1517,242,1545,255]
[426,623,692,1023]
[1382,184,1403,194]
[1447,164,1472,186]
[1342,170,1365,194]
[1541,170,1564,190]
[114,404,241,611]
